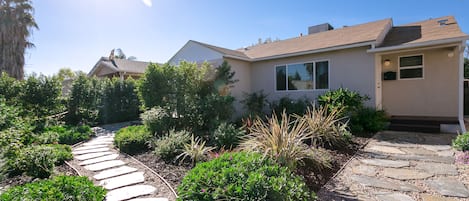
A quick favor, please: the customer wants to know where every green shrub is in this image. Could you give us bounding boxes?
[317,88,368,117]
[212,122,245,149]
[453,132,469,151]
[177,135,214,166]
[35,131,60,144]
[45,125,93,145]
[141,107,171,136]
[47,144,73,165]
[20,74,63,118]
[0,176,106,201]
[0,99,22,131]
[240,90,269,117]
[177,152,315,201]
[350,107,387,135]
[100,78,140,124]
[67,74,104,125]
[13,145,57,178]
[114,125,152,155]
[271,96,310,116]
[154,130,190,163]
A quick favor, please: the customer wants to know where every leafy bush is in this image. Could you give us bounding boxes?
[212,122,245,149]
[21,74,63,118]
[141,106,171,136]
[240,111,331,170]
[67,74,104,125]
[271,96,310,116]
[240,90,269,117]
[317,88,368,117]
[100,78,140,124]
[177,135,214,166]
[350,107,387,135]
[35,131,60,144]
[300,106,351,149]
[0,99,22,131]
[453,132,469,151]
[12,145,57,178]
[177,152,315,201]
[47,144,73,165]
[45,125,93,145]
[0,176,106,201]
[154,130,190,163]
[114,125,152,155]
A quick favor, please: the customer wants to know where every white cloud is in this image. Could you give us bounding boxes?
[142,0,152,7]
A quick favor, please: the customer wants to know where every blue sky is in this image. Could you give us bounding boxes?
[26,0,469,75]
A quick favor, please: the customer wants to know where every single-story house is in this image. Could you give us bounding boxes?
[168,16,468,132]
[88,53,151,79]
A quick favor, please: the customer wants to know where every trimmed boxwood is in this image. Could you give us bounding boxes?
[177,152,315,201]
[0,176,106,201]
[114,125,152,154]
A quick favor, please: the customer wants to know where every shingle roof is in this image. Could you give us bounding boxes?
[89,57,151,76]
[240,18,392,60]
[190,40,250,59]
[378,16,467,48]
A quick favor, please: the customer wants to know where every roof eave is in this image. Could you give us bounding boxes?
[367,36,469,53]
[251,41,375,62]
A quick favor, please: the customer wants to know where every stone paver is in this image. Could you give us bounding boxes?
[426,178,469,197]
[366,145,406,154]
[94,166,138,180]
[73,144,109,151]
[422,145,452,152]
[73,147,110,155]
[84,160,125,171]
[351,165,377,176]
[401,147,436,155]
[383,168,433,180]
[79,154,119,166]
[75,151,114,160]
[83,141,113,146]
[129,198,169,201]
[415,162,458,175]
[375,193,415,201]
[350,175,422,192]
[388,154,454,163]
[99,172,145,190]
[360,159,410,168]
[421,194,458,201]
[106,185,157,201]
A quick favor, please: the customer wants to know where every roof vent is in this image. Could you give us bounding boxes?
[437,19,448,26]
[308,23,334,35]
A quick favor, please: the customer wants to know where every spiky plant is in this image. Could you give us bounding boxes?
[239,111,330,169]
[177,135,215,166]
[299,106,351,149]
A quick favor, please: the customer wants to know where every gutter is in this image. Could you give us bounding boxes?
[459,41,467,133]
[367,36,469,53]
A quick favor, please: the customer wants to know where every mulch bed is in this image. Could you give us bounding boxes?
[133,136,369,193]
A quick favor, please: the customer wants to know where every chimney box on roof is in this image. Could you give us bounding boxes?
[308,23,334,35]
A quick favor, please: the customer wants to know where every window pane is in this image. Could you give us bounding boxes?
[316,61,329,89]
[287,63,313,90]
[400,55,422,67]
[400,68,423,79]
[276,66,286,90]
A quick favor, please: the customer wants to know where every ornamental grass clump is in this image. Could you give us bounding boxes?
[299,106,351,149]
[177,135,215,166]
[240,111,330,170]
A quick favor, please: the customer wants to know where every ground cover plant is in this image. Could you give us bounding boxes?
[177,152,315,201]
[0,176,106,201]
[453,132,469,151]
[114,125,152,155]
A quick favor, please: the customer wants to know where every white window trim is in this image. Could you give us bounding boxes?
[274,59,330,92]
[398,54,424,80]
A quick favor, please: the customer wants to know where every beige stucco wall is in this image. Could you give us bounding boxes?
[381,47,459,117]
[224,58,252,117]
[250,46,376,107]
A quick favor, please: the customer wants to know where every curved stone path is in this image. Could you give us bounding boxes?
[318,131,469,201]
[68,123,176,201]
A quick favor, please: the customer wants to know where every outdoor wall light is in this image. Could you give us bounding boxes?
[448,51,455,58]
[383,59,391,66]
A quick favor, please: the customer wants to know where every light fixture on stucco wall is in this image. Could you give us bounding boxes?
[383,59,391,66]
[448,51,455,58]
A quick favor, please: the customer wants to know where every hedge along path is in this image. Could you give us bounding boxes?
[68,122,177,201]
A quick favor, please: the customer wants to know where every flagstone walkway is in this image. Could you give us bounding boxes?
[68,122,176,201]
[318,131,469,201]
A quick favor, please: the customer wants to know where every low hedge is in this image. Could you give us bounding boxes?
[114,125,152,155]
[0,176,106,201]
[177,152,315,201]
[44,125,93,145]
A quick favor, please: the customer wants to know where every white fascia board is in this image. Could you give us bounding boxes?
[367,36,469,53]
[251,41,375,62]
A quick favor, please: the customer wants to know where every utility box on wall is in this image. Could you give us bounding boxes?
[383,71,396,80]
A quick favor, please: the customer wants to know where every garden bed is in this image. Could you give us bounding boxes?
[134,136,369,192]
